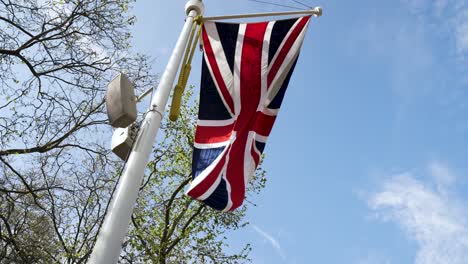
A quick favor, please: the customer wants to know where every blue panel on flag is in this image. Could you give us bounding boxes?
[192,146,225,178]
[255,141,266,154]
[268,18,298,65]
[268,57,299,109]
[198,59,232,120]
[203,178,229,210]
[215,23,239,74]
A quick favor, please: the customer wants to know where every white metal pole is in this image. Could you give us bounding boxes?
[88,1,204,263]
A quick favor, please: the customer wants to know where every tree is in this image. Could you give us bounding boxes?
[0,1,267,263]
[121,88,267,264]
[0,0,155,262]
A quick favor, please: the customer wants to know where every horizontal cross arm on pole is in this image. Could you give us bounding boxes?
[203,6,322,21]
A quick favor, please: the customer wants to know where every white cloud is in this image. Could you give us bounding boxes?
[252,224,286,260]
[368,161,468,264]
[429,160,455,189]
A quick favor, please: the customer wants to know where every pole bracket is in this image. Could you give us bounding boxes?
[185,0,205,16]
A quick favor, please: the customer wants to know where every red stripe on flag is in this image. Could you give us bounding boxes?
[202,26,235,115]
[228,22,269,211]
[226,133,248,211]
[253,112,277,137]
[267,16,310,87]
[195,124,234,144]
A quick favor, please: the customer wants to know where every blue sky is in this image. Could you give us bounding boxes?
[131,1,468,263]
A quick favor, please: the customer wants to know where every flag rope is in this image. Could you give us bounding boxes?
[169,16,203,121]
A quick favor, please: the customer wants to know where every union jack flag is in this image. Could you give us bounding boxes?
[187,16,311,211]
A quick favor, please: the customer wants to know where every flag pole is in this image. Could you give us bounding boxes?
[88,1,204,263]
[203,6,322,21]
